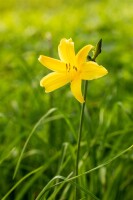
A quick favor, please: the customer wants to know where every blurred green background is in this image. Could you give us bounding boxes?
[0,0,133,199]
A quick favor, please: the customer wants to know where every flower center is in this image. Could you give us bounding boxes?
[66,63,78,81]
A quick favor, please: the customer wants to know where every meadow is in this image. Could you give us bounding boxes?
[0,0,133,199]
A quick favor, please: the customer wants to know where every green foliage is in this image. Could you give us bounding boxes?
[0,0,133,199]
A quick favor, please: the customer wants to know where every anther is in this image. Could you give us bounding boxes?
[66,63,71,72]
[73,66,77,71]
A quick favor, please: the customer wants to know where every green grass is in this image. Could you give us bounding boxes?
[0,0,133,199]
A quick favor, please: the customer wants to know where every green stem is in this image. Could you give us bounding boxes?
[75,39,101,199]
[75,80,88,199]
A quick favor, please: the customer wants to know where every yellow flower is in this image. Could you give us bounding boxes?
[38,38,108,103]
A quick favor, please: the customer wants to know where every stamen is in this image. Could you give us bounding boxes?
[68,63,71,72]
[66,63,70,72]
[73,66,77,71]
[66,63,68,69]
[66,63,78,73]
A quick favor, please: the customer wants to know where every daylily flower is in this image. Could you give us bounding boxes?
[38,38,108,103]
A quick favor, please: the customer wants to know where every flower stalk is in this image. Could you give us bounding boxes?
[75,80,88,199]
[75,39,103,199]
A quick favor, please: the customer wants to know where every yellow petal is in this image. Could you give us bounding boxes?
[40,72,69,92]
[58,38,76,65]
[81,62,108,80]
[38,55,66,72]
[76,45,94,66]
[70,77,84,103]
